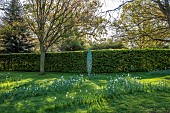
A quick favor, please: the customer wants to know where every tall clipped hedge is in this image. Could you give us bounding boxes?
[0,49,170,73]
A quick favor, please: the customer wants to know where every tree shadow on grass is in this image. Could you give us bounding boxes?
[0,72,93,113]
[1,71,170,113]
[129,69,170,79]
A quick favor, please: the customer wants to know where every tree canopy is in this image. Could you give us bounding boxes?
[103,0,170,48]
[23,0,106,74]
[113,0,170,48]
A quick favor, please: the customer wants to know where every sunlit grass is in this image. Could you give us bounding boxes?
[0,70,170,113]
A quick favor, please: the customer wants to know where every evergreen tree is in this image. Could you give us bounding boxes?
[0,0,34,53]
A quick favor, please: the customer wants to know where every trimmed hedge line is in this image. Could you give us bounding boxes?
[0,49,170,73]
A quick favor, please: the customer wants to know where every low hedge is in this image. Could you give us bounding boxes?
[0,49,169,73]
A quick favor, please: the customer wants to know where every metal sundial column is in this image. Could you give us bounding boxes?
[87,48,92,77]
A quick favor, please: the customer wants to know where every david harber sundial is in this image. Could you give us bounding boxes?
[87,48,92,77]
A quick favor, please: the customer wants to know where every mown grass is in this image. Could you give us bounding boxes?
[0,70,170,113]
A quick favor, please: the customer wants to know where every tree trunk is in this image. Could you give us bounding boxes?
[40,43,45,75]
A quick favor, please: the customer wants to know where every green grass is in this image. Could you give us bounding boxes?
[0,70,170,113]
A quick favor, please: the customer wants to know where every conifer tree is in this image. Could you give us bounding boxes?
[0,0,34,53]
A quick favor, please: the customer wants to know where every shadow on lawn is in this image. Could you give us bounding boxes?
[125,70,170,79]
[1,71,170,113]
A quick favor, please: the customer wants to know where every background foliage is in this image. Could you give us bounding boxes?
[91,39,126,50]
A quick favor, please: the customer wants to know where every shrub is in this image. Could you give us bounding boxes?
[0,49,169,73]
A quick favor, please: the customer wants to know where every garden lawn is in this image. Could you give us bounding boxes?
[0,70,170,113]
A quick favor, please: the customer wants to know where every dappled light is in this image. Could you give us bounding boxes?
[0,71,170,112]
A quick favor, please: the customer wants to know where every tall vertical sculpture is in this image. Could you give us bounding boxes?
[87,48,92,77]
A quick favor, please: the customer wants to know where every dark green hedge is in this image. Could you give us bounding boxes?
[0,49,170,73]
